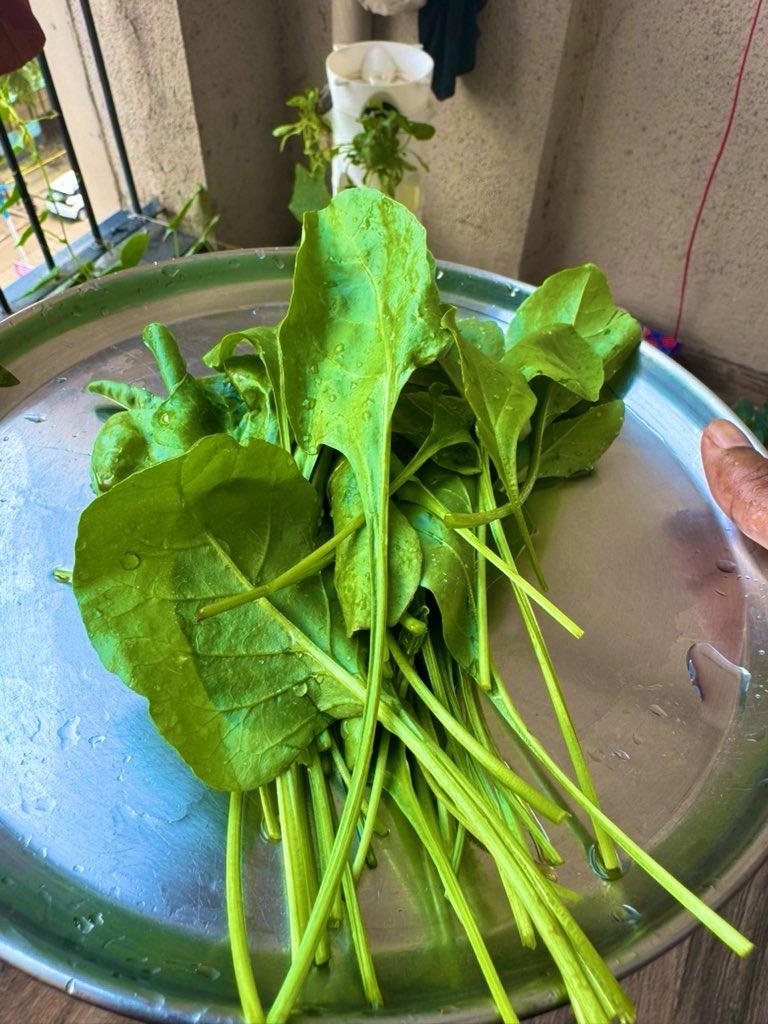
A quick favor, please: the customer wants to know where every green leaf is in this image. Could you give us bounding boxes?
[0,364,19,386]
[278,188,451,521]
[203,326,289,449]
[441,317,506,390]
[535,400,625,480]
[17,222,36,247]
[87,324,240,491]
[393,382,479,475]
[329,457,422,634]
[508,264,640,386]
[164,184,203,237]
[73,434,355,792]
[118,231,149,269]
[399,468,479,674]
[504,324,604,402]
[288,164,331,223]
[455,335,536,502]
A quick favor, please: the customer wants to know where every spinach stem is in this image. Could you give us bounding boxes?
[352,729,391,881]
[519,381,554,505]
[260,594,751,959]
[306,749,380,1006]
[388,749,519,1023]
[475,454,492,692]
[388,634,566,824]
[487,667,753,958]
[266,443,392,1023]
[329,737,388,838]
[225,792,265,1024]
[305,749,343,929]
[258,784,281,842]
[275,771,307,958]
[481,465,619,873]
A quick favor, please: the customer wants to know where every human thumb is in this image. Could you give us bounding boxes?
[701,418,768,548]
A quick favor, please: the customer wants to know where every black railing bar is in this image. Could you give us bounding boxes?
[37,51,104,248]
[0,285,11,316]
[78,0,141,216]
[0,116,55,270]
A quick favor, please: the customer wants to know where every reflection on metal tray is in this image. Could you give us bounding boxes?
[1,250,767,1024]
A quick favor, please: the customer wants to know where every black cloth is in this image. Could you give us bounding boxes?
[418,0,487,101]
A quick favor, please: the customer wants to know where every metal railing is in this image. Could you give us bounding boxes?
[0,0,145,315]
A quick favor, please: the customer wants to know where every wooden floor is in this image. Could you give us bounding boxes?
[2,853,767,1024]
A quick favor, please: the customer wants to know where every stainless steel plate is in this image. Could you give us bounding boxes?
[1,250,767,1024]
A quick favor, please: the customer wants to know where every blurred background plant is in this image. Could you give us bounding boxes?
[274,88,434,221]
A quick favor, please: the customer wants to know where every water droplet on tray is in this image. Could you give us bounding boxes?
[687,642,750,700]
[24,413,46,423]
[612,748,630,761]
[588,844,630,880]
[57,717,81,749]
[648,703,668,718]
[65,979,76,995]
[612,903,642,925]
[52,567,72,584]
[716,559,737,573]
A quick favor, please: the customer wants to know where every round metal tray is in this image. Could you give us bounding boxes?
[1,250,767,1024]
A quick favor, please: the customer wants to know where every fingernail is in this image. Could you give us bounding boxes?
[704,418,751,451]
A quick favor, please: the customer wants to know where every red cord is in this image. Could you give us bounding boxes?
[673,0,764,342]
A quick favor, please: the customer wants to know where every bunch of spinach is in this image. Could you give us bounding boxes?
[71,188,750,1024]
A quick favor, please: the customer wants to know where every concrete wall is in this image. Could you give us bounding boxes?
[377,0,768,373]
[520,0,768,373]
[374,2,574,273]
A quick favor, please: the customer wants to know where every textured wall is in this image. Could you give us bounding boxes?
[64,0,207,221]
[375,3,573,272]
[520,0,768,371]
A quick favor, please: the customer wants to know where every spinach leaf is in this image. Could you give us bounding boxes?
[329,457,422,634]
[272,188,451,992]
[399,468,479,675]
[73,434,355,792]
[504,324,604,402]
[455,337,535,499]
[88,324,239,491]
[535,400,625,480]
[440,316,506,390]
[393,382,479,475]
[507,264,639,418]
[203,326,289,450]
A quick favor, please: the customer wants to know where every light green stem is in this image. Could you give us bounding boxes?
[258,784,281,842]
[389,751,519,1023]
[226,792,265,1024]
[488,669,752,958]
[266,444,391,1023]
[256,594,751,960]
[352,729,391,881]
[480,465,619,874]
[388,634,566,824]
